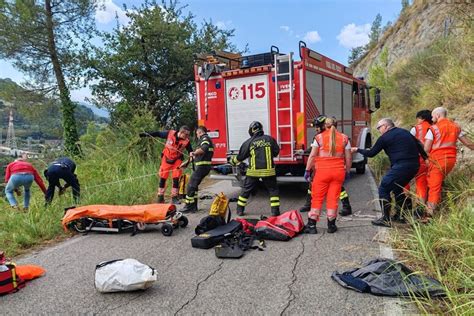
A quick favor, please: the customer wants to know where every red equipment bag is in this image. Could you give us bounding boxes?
[255,210,304,241]
[0,263,26,295]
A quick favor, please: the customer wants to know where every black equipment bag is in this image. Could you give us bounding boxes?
[214,231,265,259]
[191,220,242,249]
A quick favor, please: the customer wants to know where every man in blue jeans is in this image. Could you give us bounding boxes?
[351,118,423,227]
[44,157,80,205]
[4,155,47,211]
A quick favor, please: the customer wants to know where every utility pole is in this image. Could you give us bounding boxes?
[6,109,17,149]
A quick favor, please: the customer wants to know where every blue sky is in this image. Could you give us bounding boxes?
[0,0,403,114]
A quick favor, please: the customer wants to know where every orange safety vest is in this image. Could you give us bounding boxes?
[162,130,190,162]
[415,121,431,144]
[429,118,460,158]
[314,129,349,169]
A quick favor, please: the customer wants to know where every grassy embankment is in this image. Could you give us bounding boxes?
[366,23,473,314]
[0,113,173,257]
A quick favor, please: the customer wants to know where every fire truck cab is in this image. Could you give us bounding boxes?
[194,41,380,183]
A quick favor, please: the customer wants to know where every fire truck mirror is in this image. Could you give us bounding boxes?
[374,88,381,109]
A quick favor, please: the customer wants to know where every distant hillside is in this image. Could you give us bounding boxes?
[354,1,468,78]
[0,78,108,140]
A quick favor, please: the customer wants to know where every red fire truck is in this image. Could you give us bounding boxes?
[194,41,380,183]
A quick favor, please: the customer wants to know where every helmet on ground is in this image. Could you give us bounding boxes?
[311,115,327,129]
[248,121,264,137]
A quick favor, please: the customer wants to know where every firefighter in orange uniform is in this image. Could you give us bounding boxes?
[140,126,193,204]
[423,107,474,220]
[304,118,352,234]
[406,110,433,206]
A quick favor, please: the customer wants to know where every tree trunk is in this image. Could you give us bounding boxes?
[44,0,80,155]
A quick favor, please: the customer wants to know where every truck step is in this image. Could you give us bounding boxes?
[278,125,291,128]
[278,107,291,111]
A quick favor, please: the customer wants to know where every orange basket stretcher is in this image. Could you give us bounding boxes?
[61,204,188,236]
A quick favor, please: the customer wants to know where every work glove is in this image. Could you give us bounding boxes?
[227,156,239,166]
[304,170,312,182]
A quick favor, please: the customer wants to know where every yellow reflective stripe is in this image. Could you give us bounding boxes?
[270,197,280,201]
[237,201,247,206]
[208,148,214,151]
[195,161,211,165]
[238,196,248,202]
[250,149,256,170]
[246,169,276,177]
[271,202,280,207]
[201,141,210,145]
[11,267,17,288]
[339,191,348,199]
[296,112,305,145]
[265,147,271,170]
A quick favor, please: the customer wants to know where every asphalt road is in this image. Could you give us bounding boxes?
[2,171,405,315]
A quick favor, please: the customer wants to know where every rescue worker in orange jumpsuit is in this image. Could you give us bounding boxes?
[423,107,474,221]
[304,118,352,234]
[140,126,193,204]
[300,115,353,216]
[407,110,433,206]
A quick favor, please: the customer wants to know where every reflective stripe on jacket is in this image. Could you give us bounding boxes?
[429,118,460,158]
[314,129,348,169]
[237,134,280,177]
[194,134,214,166]
[163,130,190,161]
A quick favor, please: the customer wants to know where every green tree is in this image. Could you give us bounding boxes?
[367,13,382,49]
[85,0,238,128]
[401,0,409,13]
[0,0,97,155]
[348,46,365,66]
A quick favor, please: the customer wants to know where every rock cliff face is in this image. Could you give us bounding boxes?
[354,0,466,77]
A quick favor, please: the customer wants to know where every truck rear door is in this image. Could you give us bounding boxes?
[225,74,270,152]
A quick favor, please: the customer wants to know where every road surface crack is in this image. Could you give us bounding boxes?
[280,232,325,315]
[174,261,224,315]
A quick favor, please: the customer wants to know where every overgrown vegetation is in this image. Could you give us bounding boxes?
[366,13,474,315]
[0,111,168,256]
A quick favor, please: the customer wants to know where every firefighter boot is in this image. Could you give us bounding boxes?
[371,200,391,227]
[339,197,352,216]
[392,197,410,224]
[181,201,197,213]
[304,218,317,234]
[171,195,181,205]
[271,207,280,217]
[156,194,165,203]
[299,194,311,213]
[327,218,338,233]
[236,205,245,216]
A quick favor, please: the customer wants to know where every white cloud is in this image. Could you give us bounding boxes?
[337,23,370,48]
[95,0,130,25]
[216,20,232,30]
[303,31,321,43]
[280,25,290,32]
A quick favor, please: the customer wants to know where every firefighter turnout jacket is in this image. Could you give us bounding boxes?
[194,133,214,166]
[233,134,280,177]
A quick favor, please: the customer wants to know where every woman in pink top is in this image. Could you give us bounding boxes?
[4,155,46,211]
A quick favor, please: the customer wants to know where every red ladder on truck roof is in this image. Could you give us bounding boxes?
[274,52,294,161]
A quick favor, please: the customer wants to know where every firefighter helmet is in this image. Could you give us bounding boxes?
[312,115,327,129]
[248,121,263,136]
